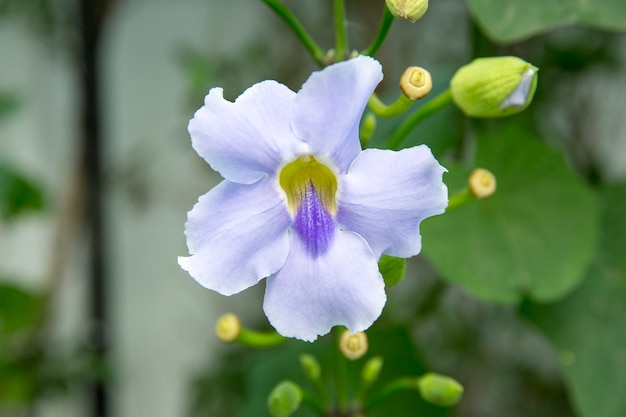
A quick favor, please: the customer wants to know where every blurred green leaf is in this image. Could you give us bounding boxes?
[467,0,626,44]
[421,127,600,303]
[0,282,43,335]
[378,255,407,288]
[523,183,626,417]
[0,163,45,220]
[0,92,20,121]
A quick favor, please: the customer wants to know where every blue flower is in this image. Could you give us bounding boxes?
[179,56,447,341]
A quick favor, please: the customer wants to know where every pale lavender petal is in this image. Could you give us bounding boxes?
[292,56,383,172]
[178,178,291,296]
[337,146,447,258]
[189,81,309,185]
[293,182,335,257]
[263,230,386,342]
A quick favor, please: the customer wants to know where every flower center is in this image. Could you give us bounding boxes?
[279,155,338,257]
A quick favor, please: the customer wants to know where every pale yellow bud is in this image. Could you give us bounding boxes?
[339,330,368,360]
[400,66,433,100]
[215,313,241,343]
[468,168,496,199]
[386,0,429,23]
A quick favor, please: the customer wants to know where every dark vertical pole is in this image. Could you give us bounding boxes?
[78,0,109,416]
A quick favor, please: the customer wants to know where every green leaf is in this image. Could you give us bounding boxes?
[522,183,626,417]
[0,162,45,220]
[378,255,407,288]
[0,91,20,121]
[421,128,600,303]
[467,0,626,44]
[0,282,43,334]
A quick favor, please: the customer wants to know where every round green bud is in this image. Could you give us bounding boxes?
[299,353,321,381]
[267,380,302,417]
[386,0,428,23]
[417,373,463,407]
[450,56,538,118]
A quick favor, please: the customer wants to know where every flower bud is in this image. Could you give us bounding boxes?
[468,168,496,199]
[268,380,302,417]
[361,356,384,384]
[339,329,368,360]
[299,353,321,381]
[417,373,463,407]
[450,56,538,118]
[386,0,428,23]
[400,66,432,100]
[214,313,241,343]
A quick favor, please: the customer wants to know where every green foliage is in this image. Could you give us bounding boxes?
[378,255,407,288]
[0,92,20,122]
[422,127,600,303]
[0,282,42,335]
[467,0,626,44]
[0,282,43,405]
[523,183,626,417]
[0,162,45,221]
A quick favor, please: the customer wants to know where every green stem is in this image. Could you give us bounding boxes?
[335,329,349,413]
[261,0,326,65]
[362,5,395,57]
[236,328,287,348]
[366,377,418,410]
[446,188,476,211]
[386,89,453,150]
[368,92,414,118]
[333,0,348,60]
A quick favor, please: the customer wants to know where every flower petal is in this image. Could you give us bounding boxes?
[263,230,386,342]
[292,56,383,172]
[178,178,291,296]
[189,81,308,184]
[337,146,447,258]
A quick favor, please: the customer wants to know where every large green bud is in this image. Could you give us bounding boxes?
[450,56,538,118]
[267,380,302,417]
[417,373,464,407]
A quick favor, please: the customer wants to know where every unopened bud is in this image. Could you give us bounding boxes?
[386,0,428,23]
[339,330,368,360]
[214,313,241,343]
[268,380,302,417]
[361,356,384,383]
[450,56,538,118]
[417,373,463,407]
[299,353,321,381]
[400,66,432,100]
[468,168,496,199]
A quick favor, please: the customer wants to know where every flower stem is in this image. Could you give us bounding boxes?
[261,0,326,65]
[368,92,414,118]
[446,188,476,211]
[334,328,349,413]
[362,5,394,57]
[333,0,349,60]
[236,328,287,348]
[386,89,453,150]
[366,377,418,410]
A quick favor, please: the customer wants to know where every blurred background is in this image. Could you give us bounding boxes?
[1,0,625,417]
